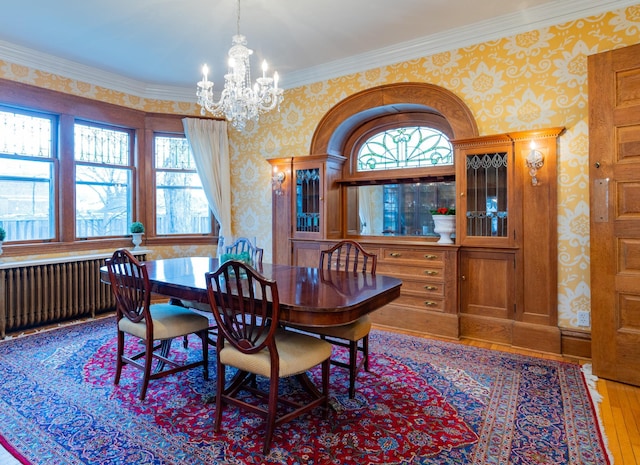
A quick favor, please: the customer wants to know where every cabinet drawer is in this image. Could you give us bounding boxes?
[396,293,445,311]
[377,263,444,279]
[381,248,444,263]
[400,279,445,296]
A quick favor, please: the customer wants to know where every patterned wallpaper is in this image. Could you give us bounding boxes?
[1,5,639,331]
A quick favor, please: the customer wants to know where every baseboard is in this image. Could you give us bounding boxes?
[370,305,459,339]
[560,328,592,359]
[512,321,561,354]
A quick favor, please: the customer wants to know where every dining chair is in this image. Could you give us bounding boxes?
[177,237,264,347]
[205,260,331,455]
[106,249,209,400]
[223,237,264,267]
[292,240,376,398]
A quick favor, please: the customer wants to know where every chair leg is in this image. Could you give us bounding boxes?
[200,330,209,380]
[214,362,225,432]
[263,376,280,455]
[322,358,330,418]
[139,338,154,401]
[348,340,358,398]
[363,334,370,372]
[114,330,124,385]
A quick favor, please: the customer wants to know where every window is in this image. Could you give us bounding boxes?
[357,126,453,172]
[0,107,56,241]
[74,122,133,238]
[154,135,212,235]
[1,81,218,253]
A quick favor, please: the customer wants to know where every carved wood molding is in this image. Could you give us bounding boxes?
[310,82,479,156]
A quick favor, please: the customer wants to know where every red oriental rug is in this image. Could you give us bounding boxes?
[0,316,610,464]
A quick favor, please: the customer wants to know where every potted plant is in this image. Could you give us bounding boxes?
[0,226,5,256]
[130,222,144,250]
[430,208,456,244]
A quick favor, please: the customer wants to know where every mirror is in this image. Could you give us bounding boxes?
[346,181,456,237]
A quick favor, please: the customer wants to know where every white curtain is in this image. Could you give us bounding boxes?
[358,185,378,235]
[182,118,232,242]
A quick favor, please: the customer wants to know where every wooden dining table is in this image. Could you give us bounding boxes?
[101,256,402,327]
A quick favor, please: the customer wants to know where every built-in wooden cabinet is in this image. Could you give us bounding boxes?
[371,243,458,338]
[269,154,345,266]
[272,128,565,353]
[453,128,563,351]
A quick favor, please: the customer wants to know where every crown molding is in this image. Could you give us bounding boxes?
[282,0,639,88]
[0,0,636,102]
[0,39,195,102]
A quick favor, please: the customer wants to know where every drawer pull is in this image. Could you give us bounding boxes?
[424,301,437,306]
[424,254,437,259]
[424,270,439,276]
[389,252,402,258]
[424,285,438,291]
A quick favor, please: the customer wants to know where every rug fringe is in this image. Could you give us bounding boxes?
[581,363,614,465]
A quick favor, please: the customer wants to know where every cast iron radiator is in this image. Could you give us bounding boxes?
[0,252,146,339]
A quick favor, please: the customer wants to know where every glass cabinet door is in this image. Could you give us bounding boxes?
[456,139,514,247]
[295,167,321,234]
[465,152,508,237]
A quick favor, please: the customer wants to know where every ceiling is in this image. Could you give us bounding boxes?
[0,0,635,101]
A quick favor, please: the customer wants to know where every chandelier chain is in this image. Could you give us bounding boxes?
[236,0,240,36]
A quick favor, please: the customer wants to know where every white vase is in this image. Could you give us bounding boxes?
[131,233,143,250]
[432,215,456,244]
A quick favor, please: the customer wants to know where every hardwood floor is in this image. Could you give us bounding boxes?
[2,317,638,464]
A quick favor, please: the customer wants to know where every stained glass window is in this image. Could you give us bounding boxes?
[357,127,453,172]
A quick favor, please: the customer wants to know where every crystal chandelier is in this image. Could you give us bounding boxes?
[196,0,283,131]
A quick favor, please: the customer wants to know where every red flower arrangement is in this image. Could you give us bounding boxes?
[431,207,456,215]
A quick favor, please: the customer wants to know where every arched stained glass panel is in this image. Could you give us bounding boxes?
[357,126,453,172]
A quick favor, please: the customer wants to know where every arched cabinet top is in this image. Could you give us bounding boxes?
[309,82,479,156]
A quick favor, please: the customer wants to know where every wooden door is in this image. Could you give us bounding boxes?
[589,43,640,387]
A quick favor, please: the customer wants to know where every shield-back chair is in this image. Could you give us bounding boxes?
[106,249,209,400]
[291,240,376,398]
[205,260,331,454]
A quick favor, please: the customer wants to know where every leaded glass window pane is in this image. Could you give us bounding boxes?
[465,152,508,237]
[295,168,320,233]
[357,126,453,172]
[74,123,129,164]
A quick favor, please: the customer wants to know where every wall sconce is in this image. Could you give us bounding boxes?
[526,141,544,186]
[271,169,286,196]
